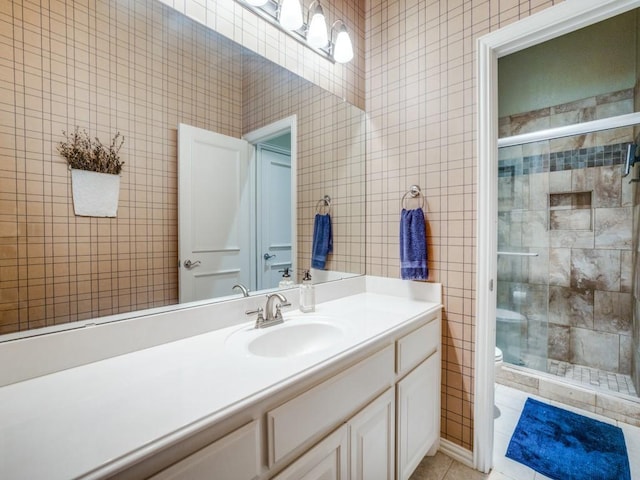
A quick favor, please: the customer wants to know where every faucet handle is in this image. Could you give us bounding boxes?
[274,302,291,320]
[246,307,265,328]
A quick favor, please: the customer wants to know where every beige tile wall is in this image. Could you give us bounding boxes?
[365,0,564,451]
[242,53,366,276]
[0,0,242,334]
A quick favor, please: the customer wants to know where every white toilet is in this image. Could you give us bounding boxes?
[494,346,504,418]
[496,308,527,364]
[495,346,503,377]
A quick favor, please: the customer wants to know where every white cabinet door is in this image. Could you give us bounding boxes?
[273,425,348,480]
[397,353,440,480]
[150,420,261,480]
[349,388,395,480]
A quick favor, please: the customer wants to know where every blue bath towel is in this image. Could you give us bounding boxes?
[400,208,428,280]
[312,213,333,269]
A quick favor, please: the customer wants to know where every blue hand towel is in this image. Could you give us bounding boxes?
[312,213,333,269]
[400,208,428,280]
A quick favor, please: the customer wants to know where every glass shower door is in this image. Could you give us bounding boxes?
[497,124,637,381]
[497,142,550,372]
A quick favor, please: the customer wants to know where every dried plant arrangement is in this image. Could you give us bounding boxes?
[57,127,125,175]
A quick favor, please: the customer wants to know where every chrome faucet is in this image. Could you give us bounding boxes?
[246,293,291,329]
[265,293,290,323]
[232,283,250,297]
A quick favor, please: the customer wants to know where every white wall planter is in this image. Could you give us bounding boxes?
[70,169,120,217]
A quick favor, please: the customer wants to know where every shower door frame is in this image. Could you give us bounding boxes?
[474,0,640,473]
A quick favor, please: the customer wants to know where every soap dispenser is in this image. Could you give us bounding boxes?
[299,269,315,313]
[278,268,294,288]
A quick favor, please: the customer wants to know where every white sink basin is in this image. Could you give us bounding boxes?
[226,317,346,358]
[248,322,343,358]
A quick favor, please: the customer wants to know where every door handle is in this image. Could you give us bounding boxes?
[263,253,277,261]
[183,259,201,269]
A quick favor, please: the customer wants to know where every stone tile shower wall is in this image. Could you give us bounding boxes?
[633,57,640,395]
[498,89,636,375]
[633,152,640,391]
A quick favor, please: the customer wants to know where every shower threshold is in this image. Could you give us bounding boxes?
[497,363,640,427]
[547,360,637,397]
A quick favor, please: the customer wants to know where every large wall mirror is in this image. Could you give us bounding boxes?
[0,0,366,338]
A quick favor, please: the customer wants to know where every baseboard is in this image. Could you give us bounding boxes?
[439,438,474,468]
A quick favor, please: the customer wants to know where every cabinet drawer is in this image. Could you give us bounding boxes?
[150,420,261,480]
[396,314,439,376]
[267,345,395,466]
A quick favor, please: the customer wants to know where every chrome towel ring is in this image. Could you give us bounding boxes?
[401,185,425,210]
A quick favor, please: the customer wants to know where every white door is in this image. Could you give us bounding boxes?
[178,123,252,303]
[257,144,292,289]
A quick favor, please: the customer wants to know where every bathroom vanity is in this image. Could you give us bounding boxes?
[0,276,442,480]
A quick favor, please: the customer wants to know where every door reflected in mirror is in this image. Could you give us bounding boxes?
[255,133,293,291]
[178,121,295,303]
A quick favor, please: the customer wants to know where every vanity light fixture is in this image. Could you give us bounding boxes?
[331,20,353,64]
[279,0,304,31]
[306,0,328,48]
[235,0,353,64]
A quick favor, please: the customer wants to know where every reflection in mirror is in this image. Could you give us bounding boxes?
[177,119,295,303]
[252,132,294,291]
[0,0,365,338]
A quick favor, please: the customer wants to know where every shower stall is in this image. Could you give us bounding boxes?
[496,115,640,400]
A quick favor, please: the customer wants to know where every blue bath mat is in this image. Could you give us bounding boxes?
[506,397,631,480]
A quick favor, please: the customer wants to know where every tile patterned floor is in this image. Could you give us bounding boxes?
[410,384,640,480]
[547,360,637,396]
[409,451,488,480]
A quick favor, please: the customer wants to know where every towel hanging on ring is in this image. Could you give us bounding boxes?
[400,207,428,280]
[312,213,333,269]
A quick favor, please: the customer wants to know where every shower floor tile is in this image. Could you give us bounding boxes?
[547,360,637,396]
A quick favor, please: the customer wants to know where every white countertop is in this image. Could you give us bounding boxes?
[0,291,440,480]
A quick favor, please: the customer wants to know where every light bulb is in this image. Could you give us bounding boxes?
[307,4,328,48]
[333,27,353,63]
[279,0,303,31]
[245,0,269,5]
